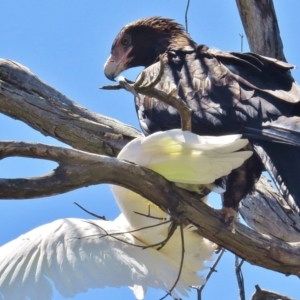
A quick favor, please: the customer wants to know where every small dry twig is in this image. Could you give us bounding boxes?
[74,202,107,220]
[101,56,192,131]
[185,0,190,33]
[159,223,185,300]
[235,256,245,300]
[195,248,226,300]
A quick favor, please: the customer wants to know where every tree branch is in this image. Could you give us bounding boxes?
[235,0,300,243]
[0,59,141,156]
[1,141,300,276]
[240,176,300,242]
[235,0,286,61]
[251,284,294,300]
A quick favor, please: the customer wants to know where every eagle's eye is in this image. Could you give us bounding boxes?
[121,35,131,46]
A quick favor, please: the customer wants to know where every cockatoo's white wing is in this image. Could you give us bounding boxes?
[111,185,215,266]
[111,129,225,285]
[118,129,252,184]
[0,215,204,300]
[111,129,248,269]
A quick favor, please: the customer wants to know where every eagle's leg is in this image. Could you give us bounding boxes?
[221,152,263,225]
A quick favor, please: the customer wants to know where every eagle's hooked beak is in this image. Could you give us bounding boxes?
[104,55,119,81]
[104,47,133,81]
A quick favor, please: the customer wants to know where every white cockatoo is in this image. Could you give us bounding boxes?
[0,129,252,300]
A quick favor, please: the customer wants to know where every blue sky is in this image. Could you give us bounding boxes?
[0,1,300,299]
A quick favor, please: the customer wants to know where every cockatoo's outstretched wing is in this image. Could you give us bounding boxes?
[118,129,252,184]
[0,215,204,300]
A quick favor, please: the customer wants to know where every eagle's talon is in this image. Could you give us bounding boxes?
[217,207,238,233]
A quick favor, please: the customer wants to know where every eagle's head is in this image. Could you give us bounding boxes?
[104,17,194,80]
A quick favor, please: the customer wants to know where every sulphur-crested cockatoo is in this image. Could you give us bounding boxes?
[111,129,252,244]
[0,129,252,300]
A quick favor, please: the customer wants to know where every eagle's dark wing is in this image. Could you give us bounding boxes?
[134,48,300,212]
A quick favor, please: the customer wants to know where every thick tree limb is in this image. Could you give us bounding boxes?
[1,141,300,276]
[240,176,300,242]
[251,285,294,300]
[235,0,300,244]
[235,0,286,61]
[0,59,141,156]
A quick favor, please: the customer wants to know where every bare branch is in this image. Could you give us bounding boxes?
[1,141,300,276]
[235,0,286,61]
[251,284,294,300]
[235,256,245,300]
[1,53,300,281]
[0,59,141,156]
[185,0,190,33]
[74,202,107,220]
[240,176,300,242]
[236,0,300,243]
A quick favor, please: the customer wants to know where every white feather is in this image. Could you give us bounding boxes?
[0,215,212,300]
[118,129,252,184]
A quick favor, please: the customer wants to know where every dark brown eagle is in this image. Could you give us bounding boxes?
[104,16,300,214]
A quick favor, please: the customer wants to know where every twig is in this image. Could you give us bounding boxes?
[101,56,192,131]
[134,210,168,221]
[185,0,190,33]
[235,255,245,300]
[144,220,178,250]
[159,223,185,300]
[239,33,244,52]
[74,202,107,220]
[196,248,226,300]
[80,219,179,251]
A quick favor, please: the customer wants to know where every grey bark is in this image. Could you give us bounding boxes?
[251,285,294,300]
[240,176,300,242]
[0,59,141,157]
[1,140,300,276]
[237,1,299,298]
[235,0,300,243]
[235,0,286,61]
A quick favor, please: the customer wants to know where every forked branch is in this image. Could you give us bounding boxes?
[1,141,300,276]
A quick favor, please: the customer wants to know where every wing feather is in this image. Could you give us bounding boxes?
[118,129,252,184]
[0,216,207,300]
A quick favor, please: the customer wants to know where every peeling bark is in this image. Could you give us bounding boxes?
[0,59,141,156]
[240,176,300,242]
